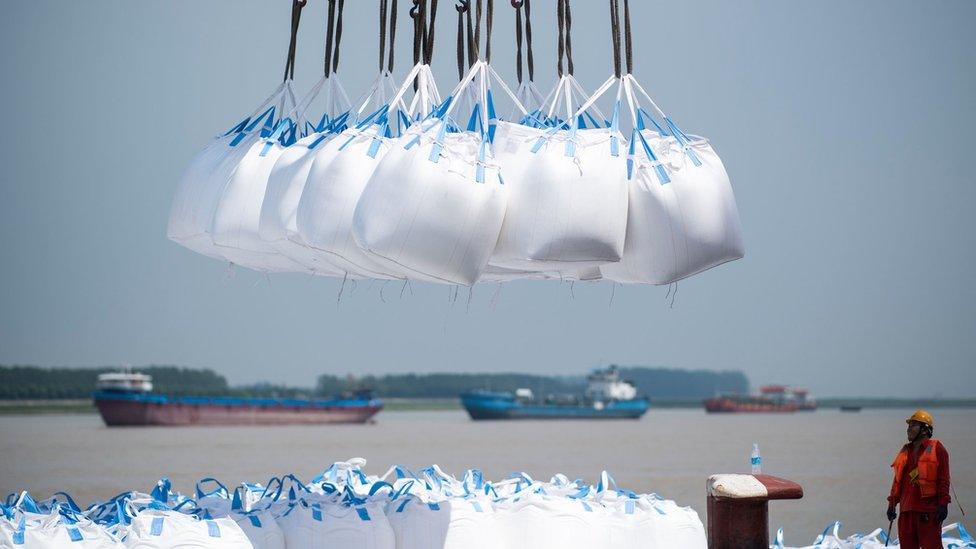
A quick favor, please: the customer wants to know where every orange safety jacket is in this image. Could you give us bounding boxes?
[889,438,950,509]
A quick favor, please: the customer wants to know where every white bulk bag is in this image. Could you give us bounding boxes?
[600,75,744,285]
[490,75,629,272]
[384,467,495,549]
[494,494,608,549]
[353,60,515,285]
[192,484,286,549]
[295,68,435,279]
[386,497,451,549]
[258,76,350,276]
[210,111,308,273]
[603,496,706,549]
[123,508,253,549]
[773,522,891,549]
[277,500,394,549]
[426,498,496,549]
[167,83,291,261]
[0,508,122,549]
[233,510,285,549]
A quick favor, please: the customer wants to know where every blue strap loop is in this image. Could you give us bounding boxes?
[195,478,229,499]
[634,129,671,184]
[368,481,395,497]
[16,492,40,514]
[391,480,417,501]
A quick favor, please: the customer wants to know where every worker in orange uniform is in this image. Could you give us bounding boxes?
[886,410,951,549]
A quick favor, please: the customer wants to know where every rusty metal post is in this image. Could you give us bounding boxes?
[707,474,803,549]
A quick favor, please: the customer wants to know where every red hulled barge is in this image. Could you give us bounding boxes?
[93,371,382,426]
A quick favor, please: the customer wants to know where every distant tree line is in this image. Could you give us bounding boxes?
[315,373,584,398]
[316,366,749,399]
[617,367,749,399]
[0,366,312,400]
[0,364,748,400]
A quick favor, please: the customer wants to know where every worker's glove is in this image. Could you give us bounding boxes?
[886,505,897,521]
[937,505,948,522]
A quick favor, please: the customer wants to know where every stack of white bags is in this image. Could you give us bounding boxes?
[773,521,975,549]
[4,460,974,548]
[167,0,744,288]
[0,459,707,548]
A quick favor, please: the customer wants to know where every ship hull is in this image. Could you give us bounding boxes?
[94,392,382,426]
[703,398,799,413]
[460,392,649,420]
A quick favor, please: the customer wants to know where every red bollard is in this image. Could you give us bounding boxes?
[707,474,803,549]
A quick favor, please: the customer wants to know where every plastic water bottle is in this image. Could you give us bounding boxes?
[751,443,762,474]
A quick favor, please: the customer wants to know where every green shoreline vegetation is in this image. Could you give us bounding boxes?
[3,397,976,416]
[3,365,973,415]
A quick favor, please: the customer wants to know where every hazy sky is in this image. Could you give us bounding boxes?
[1,1,973,397]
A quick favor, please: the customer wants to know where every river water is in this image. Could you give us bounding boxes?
[1,408,973,544]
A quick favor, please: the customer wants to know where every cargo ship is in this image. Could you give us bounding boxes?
[460,366,650,420]
[703,385,817,413]
[93,371,382,426]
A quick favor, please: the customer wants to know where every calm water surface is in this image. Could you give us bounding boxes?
[1,408,973,544]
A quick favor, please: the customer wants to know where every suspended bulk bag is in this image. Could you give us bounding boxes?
[167,83,291,261]
[258,76,350,276]
[170,0,308,265]
[259,0,359,277]
[209,110,310,273]
[600,76,743,285]
[123,508,253,549]
[352,60,513,285]
[295,67,438,280]
[599,0,743,285]
[489,76,629,272]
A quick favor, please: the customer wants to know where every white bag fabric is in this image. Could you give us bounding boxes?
[601,75,744,285]
[210,118,308,273]
[491,120,628,271]
[353,61,511,285]
[490,74,629,272]
[233,510,285,549]
[295,125,402,279]
[0,509,122,549]
[602,496,707,549]
[167,82,292,262]
[386,497,452,549]
[123,509,253,548]
[774,521,976,549]
[277,501,394,549]
[295,66,439,279]
[258,76,349,276]
[495,494,607,549]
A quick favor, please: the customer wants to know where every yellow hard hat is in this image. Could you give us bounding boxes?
[906,409,934,428]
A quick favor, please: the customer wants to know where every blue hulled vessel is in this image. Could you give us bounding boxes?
[460,366,649,420]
